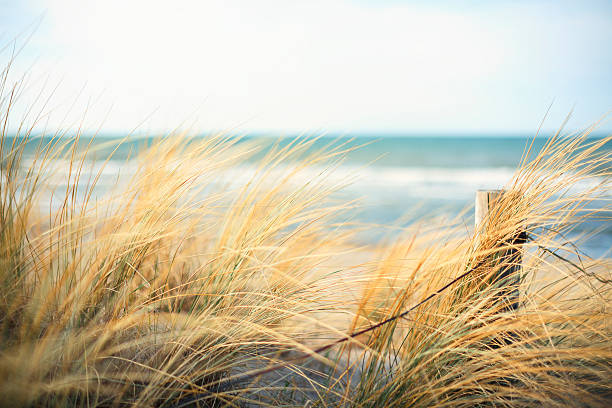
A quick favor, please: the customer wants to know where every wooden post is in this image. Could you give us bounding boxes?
[475,190,504,231]
[475,190,524,311]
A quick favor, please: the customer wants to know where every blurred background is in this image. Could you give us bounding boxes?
[2,0,611,255]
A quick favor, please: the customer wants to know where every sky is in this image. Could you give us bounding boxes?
[1,0,611,135]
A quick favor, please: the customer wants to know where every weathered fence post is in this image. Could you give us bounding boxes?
[475,189,524,311]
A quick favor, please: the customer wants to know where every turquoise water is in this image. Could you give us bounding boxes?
[249,135,611,257]
[8,134,612,257]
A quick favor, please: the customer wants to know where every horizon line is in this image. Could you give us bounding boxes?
[7,129,610,139]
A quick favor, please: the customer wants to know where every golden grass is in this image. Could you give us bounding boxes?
[1,56,611,407]
[342,131,612,407]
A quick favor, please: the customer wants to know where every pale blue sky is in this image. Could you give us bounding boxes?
[1,0,611,135]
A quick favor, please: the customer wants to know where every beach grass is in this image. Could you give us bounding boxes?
[1,60,611,407]
[343,132,612,407]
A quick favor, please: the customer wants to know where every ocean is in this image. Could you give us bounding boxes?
[10,134,612,258]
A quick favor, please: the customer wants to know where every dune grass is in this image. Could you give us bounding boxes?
[1,56,611,407]
[0,127,363,406]
[343,132,612,408]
